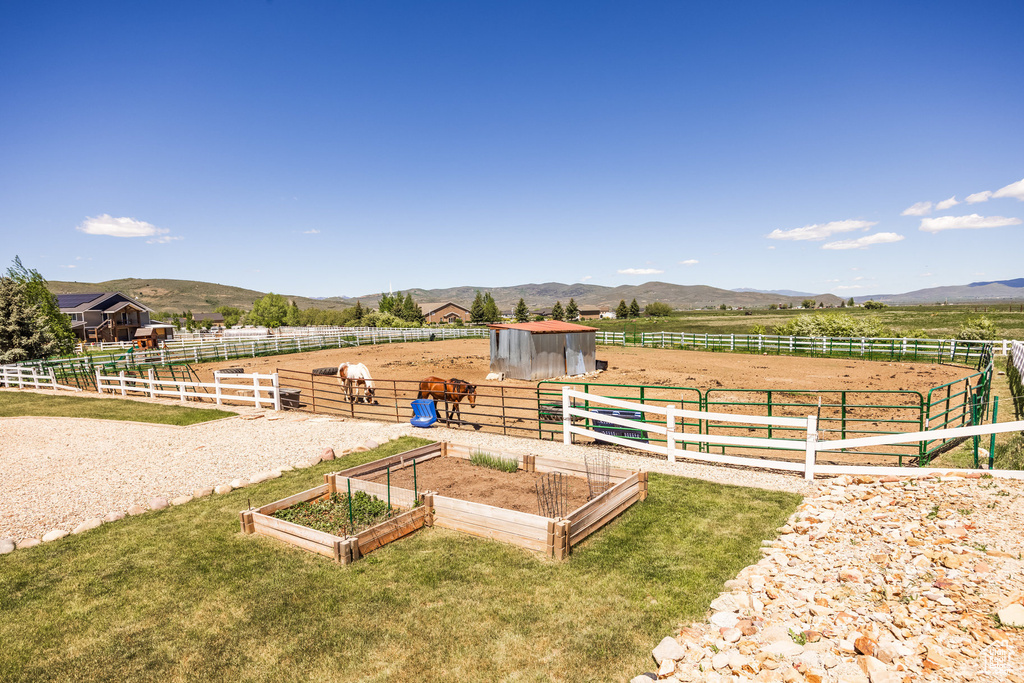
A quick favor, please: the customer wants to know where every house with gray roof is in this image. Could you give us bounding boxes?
[57,292,165,344]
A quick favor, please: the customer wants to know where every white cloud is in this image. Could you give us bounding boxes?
[966,191,992,204]
[822,232,905,250]
[147,235,183,244]
[679,259,699,266]
[767,246,775,250]
[901,202,932,216]
[935,196,959,210]
[993,178,1024,201]
[76,214,179,243]
[617,268,664,275]
[920,272,933,277]
[919,214,1022,233]
[304,229,320,234]
[59,264,76,268]
[834,285,865,290]
[853,276,866,281]
[767,219,877,241]
[579,275,593,282]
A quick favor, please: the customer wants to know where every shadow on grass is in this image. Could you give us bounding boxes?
[0,436,801,682]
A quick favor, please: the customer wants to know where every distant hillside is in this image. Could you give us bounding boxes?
[732,288,817,297]
[351,281,844,310]
[856,278,1024,305]
[47,278,352,314]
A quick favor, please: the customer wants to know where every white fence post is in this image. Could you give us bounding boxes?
[96,369,103,394]
[272,373,281,411]
[119,371,127,397]
[253,374,262,409]
[148,368,156,399]
[214,372,222,406]
[667,405,677,463]
[562,386,572,445]
[804,415,818,481]
[48,368,58,391]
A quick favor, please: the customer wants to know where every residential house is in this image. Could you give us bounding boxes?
[419,302,471,324]
[57,292,169,344]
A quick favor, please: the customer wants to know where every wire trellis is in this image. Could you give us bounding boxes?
[584,451,611,501]
[535,471,568,519]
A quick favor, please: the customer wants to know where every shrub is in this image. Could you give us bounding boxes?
[862,300,888,310]
[956,316,997,340]
[645,302,673,317]
[773,313,887,338]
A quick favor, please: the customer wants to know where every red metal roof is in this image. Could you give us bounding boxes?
[487,320,598,334]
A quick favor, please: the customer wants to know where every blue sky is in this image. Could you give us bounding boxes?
[1,1,1022,299]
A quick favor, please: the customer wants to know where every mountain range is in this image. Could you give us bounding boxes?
[46,276,1023,314]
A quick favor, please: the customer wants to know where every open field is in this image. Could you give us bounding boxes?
[0,436,800,683]
[590,304,1024,339]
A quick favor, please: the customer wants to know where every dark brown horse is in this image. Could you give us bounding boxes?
[417,376,477,423]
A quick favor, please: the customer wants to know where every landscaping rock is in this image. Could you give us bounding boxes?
[0,538,15,554]
[149,497,169,511]
[171,495,193,506]
[72,518,102,534]
[321,447,335,461]
[229,478,249,489]
[193,487,214,498]
[997,602,1024,627]
[17,538,41,549]
[103,511,125,523]
[126,504,147,516]
[214,484,233,495]
[292,460,312,469]
[629,675,655,683]
[364,439,379,450]
[276,464,294,472]
[651,636,686,664]
[41,529,69,542]
[656,658,675,678]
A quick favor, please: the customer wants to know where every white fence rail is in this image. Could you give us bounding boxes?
[560,387,1024,481]
[1012,340,1024,375]
[95,370,281,410]
[595,331,1005,361]
[1,365,82,391]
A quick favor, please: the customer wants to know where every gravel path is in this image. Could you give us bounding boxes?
[1,407,813,542]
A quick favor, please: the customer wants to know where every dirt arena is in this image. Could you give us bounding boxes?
[191,337,969,395]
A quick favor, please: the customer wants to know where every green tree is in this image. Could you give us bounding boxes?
[0,276,59,362]
[847,297,855,307]
[5,257,75,356]
[719,303,728,311]
[566,298,579,321]
[470,291,485,323]
[514,298,530,323]
[629,298,641,318]
[215,306,245,328]
[249,293,289,328]
[768,303,779,311]
[378,292,401,315]
[839,299,846,308]
[401,293,424,324]
[551,301,565,321]
[352,301,364,324]
[644,302,673,317]
[862,300,887,310]
[483,293,500,322]
[285,302,301,327]
[801,299,816,309]
[616,300,629,318]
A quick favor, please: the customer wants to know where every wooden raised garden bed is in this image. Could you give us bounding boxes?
[242,441,647,563]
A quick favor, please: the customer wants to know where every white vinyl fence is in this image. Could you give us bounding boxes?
[1,365,82,391]
[560,387,1024,481]
[95,369,281,410]
[1012,340,1024,375]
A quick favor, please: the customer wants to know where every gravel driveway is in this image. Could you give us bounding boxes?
[1,407,812,543]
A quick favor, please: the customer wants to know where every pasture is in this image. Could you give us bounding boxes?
[589,304,1024,338]
[0,437,800,682]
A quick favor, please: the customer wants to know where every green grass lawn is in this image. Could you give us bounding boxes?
[0,390,235,426]
[0,436,801,682]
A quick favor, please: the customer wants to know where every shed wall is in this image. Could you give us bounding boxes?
[490,329,597,381]
[489,329,534,380]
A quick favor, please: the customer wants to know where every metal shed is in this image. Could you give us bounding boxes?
[488,321,598,381]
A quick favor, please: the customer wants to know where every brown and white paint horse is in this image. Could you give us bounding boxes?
[417,376,477,423]
[338,362,376,404]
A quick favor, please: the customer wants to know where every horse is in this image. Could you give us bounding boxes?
[338,362,376,404]
[417,376,477,424]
